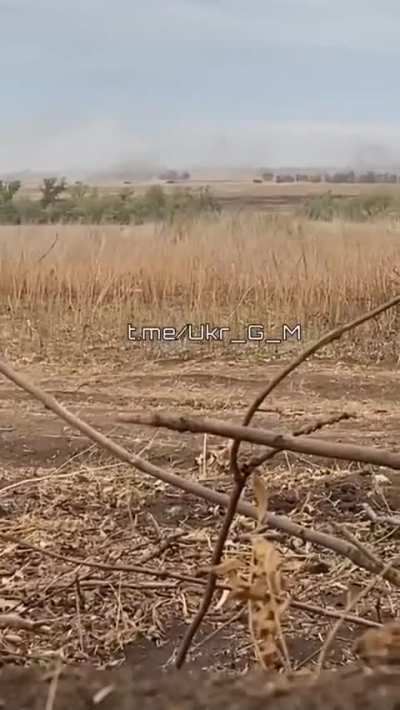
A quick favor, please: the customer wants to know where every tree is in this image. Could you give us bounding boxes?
[40,177,67,208]
[68,181,90,200]
[0,180,21,203]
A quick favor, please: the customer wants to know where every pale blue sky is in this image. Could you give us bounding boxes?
[2,0,400,172]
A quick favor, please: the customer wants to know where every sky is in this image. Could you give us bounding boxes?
[2,0,400,173]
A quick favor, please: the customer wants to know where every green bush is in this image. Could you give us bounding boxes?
[302,192,337,221]
[0,203,20,224]
[302,190,400,222]
[0,181,222,225]
[0,180,21,204]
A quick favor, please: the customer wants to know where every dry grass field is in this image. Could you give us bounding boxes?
[1,202,400,686]
[2,212,400,360]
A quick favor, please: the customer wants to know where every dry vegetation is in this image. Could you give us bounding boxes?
[2,213,400,363]
[1,202,400,707]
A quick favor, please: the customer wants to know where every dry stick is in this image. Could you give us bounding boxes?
[229,292,400,476]
[0,534,379,633]
[243,412,355,474]
[175,294,400,667]
[36,233,59,264]
[175,477,246,668]
[315,555,399,675]
[118,411,400,471]
[71,580,178,591]
[138,531,186,565]
[174,414,348,667]
[44,659,63,710]
[289,600,380,630]
[0,613,48,631]
[189,598,380,654]
[192,606,246,652]
[363,503,400,528]
[0,533,212,588]
[1,357,396,579]
[337,524,385,568]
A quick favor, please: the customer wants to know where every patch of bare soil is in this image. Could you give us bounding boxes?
[1,664,400,710]
[0,355,399,675]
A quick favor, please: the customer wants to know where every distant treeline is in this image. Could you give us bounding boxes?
[258,170,400,184]
[0,178,220,225]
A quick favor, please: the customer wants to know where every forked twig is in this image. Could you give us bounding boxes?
[229,293,400,478]
[243,412,355,474]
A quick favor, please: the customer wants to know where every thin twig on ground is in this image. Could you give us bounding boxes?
[289,600,380,629]
[363,503,400,528]
[44,659,63,710]
[0,533,215,587]
[335,524,390,570]
[315,554,399,674]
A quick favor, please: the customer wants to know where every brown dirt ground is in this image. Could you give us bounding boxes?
[1,663,400,710]
[0,351,400,683]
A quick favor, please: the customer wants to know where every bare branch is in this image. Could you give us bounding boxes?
[243,412,356,475]
[289,600,380,630]
[0,614,49,632]
[118,411,400,471]
[363,503,400,528]
[229,293,400,476]
[175,477,246,668]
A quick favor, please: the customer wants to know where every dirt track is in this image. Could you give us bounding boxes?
[1,356,400,474]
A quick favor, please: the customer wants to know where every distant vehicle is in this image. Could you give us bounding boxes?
[159,169,191,181]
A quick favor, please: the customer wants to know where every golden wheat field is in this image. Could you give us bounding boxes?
[1,209,400,676]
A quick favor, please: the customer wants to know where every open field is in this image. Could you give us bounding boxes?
[1,210,400,683]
